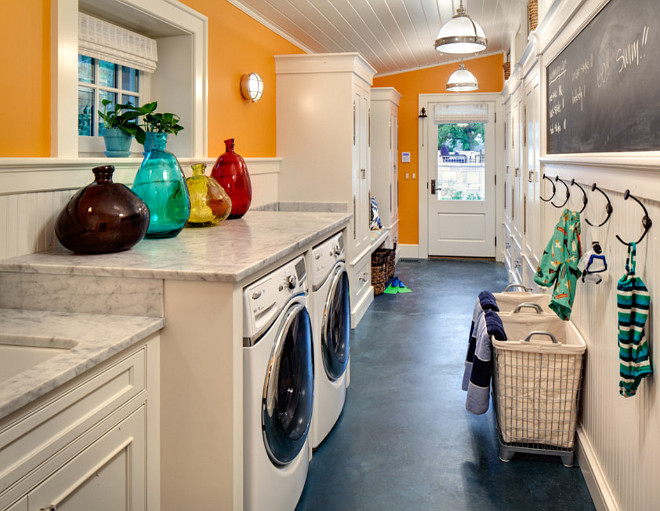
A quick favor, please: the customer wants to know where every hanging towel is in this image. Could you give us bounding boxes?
[465,310,506,415]
[617,243,652,397]
[534,209,582,320]
[462,294,500,391]
[478,290,499,311]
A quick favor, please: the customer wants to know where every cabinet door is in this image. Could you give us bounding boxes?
[391,112,398,224]
[28,407,146,511]
[5,496,27,511]
[525,76,541,276]
[352,88,371,254]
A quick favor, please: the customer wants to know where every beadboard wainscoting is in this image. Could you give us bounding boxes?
[542,159,660,511]
[0,158,281,260]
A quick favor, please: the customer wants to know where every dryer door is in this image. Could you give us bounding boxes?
[262,301,313,466]
[321,265,350,381]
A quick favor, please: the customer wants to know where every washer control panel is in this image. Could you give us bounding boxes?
[311,232,345,289]
[243,255,307,340]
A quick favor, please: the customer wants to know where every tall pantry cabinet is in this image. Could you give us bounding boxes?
[370,87,401,252]
[275,53,376,326]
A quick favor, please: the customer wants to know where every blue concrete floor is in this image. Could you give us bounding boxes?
[296,258,595,511]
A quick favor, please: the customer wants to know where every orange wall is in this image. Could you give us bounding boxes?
[373,54,504,245]
[183,0,303,157]
[0,1,302,158]
[0,1,51,157]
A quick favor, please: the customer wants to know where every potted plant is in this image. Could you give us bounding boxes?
[98,99,149,157]
[142,107,185,154]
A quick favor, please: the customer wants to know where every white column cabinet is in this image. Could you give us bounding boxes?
[275,53,377,326]
[370,87,401,250]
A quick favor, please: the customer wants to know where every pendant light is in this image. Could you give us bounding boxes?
[446,60,478,91]
[434,0,487,55]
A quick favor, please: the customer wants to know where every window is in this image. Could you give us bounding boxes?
[78,56,143,137]
[53,0,208,158]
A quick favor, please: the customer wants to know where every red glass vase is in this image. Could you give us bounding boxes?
[211,138,252,218]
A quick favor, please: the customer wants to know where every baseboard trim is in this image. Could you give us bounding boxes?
[399,244,420,259]
[576,428,619,511]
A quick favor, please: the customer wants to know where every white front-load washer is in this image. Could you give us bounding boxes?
[243,255,313,511]
[310,232,350,448]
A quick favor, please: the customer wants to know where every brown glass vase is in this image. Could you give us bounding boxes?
[55,165,150,254]
[211,138,252,218]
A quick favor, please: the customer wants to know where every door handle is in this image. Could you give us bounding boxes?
[431,179,436,195]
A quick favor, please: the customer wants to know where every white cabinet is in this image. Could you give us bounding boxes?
[370,87,401,250]
[275,53,377,325]
[0,338,159,511]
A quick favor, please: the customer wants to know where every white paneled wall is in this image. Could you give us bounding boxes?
[541,171,660,511]
[0,158,281,260]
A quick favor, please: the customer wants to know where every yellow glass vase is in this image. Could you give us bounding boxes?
[186,163,232,227]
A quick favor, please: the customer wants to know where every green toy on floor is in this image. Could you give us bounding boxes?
[383,276,411,294]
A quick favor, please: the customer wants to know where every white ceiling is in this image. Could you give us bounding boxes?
[228,0,524,76]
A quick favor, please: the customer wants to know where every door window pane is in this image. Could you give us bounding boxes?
[98,60,117,88]
[436,123,485,201]
[78,87,94,136]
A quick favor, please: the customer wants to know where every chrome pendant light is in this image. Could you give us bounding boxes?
[446,60,478,91]
[435,0,487,55]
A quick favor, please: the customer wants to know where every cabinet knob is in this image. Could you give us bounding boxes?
[360,168,366,179]
[528,169,534,183]
[40,506,57,511]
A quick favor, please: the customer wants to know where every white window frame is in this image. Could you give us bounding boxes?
[78,57,151,156]
[52,0,208,159]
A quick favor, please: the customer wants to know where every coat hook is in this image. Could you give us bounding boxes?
[540,174,556,202]
[551,176,570,208]
[570,178,588,213]
[419,107,427,118]
[585,183,613,227]
[615,190,652,245]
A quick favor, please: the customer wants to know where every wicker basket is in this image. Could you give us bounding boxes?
[371,244,396,295]
[503,62,511,81]
[528,0,538,32]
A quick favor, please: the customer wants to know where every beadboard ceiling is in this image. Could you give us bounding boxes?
[227,0,524,76]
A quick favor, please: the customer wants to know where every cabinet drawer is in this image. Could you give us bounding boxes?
[0,346,147,499]
[350,253,371,303]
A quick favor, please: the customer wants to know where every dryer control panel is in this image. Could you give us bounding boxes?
[243,255,308,342]
[311,232,345,289]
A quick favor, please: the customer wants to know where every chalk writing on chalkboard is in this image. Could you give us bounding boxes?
[546,0,660,154]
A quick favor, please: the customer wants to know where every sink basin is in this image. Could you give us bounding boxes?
[0,335,77,381]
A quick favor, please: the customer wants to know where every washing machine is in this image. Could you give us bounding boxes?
[243,254,313,511]
[310,232,350,449]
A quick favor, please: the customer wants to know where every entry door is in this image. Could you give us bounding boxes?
[428,102,495,257]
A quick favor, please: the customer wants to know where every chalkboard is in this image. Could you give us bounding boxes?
[546,0,660,153]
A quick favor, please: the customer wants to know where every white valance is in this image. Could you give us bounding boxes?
[434,103,488,124]
[78,12,158,73]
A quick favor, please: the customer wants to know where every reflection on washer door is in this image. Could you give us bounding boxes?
[322,270,350,381]
[262,304,313,466]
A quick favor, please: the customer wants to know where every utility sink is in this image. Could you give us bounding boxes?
[0,335,77,381]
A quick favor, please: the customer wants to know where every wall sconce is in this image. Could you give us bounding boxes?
[240,72,264,102]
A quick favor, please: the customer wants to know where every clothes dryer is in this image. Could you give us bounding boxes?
[310,232,350,448]
[243,255,313,511]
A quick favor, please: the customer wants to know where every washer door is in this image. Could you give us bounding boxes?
[262,301,313,466]
[321,266,350,381]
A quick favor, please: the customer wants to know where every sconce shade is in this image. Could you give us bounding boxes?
[434,1,487,54]
[446,61,478,91]
[240,72,263,102]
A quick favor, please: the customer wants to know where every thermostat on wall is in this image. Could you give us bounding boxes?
[401,152,411,163]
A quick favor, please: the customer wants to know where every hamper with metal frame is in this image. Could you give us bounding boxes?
[491,309,586,467]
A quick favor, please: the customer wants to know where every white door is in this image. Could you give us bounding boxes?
[427,102,496,257]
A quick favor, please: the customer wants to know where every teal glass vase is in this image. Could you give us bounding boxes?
[132,133,190,239]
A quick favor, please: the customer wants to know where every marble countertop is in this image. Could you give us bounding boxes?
[0,309,164,420]
[0,211,351,283]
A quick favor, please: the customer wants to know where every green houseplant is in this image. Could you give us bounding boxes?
[142,107,184,154]
[98,99,151,157]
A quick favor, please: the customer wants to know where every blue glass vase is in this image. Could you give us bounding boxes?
[132,133,190,239]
